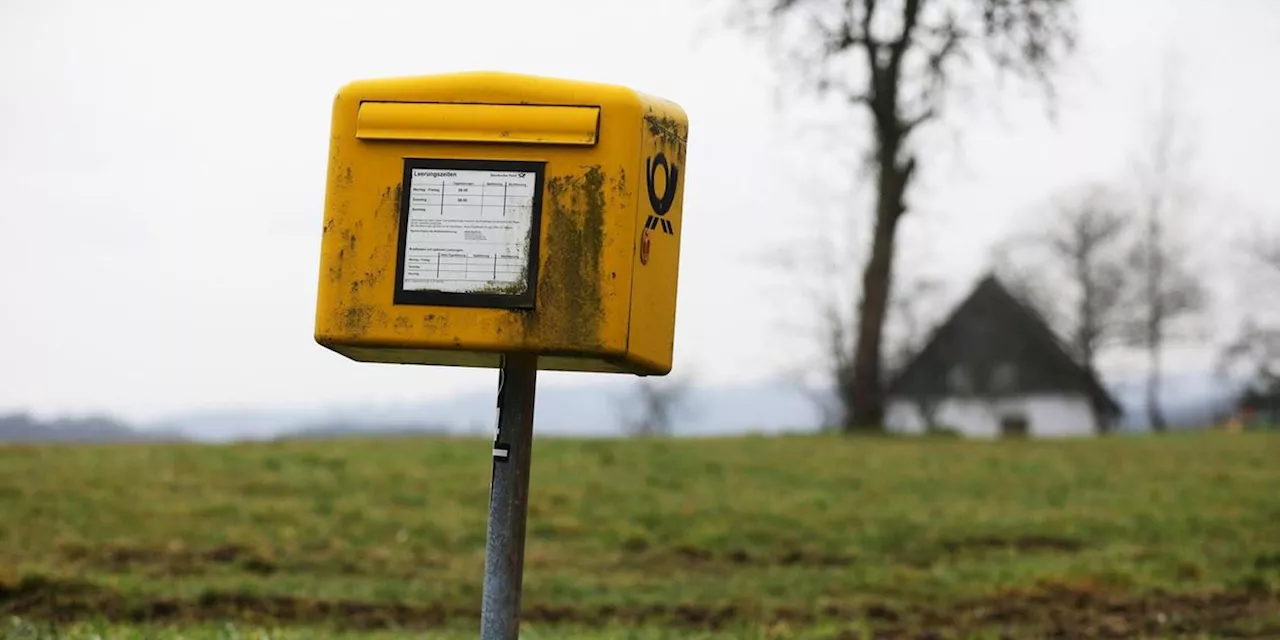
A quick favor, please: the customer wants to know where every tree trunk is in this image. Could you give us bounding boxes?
[1082,363,1109,435]
[1144,209,1167,434]
[1147,338,1167,432]
[1091,405,1109,435]
[1076,256,1096,371]
[1077,287,1107,435]
[847,155,910,432]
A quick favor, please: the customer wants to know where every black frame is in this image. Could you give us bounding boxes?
[393,157,545,309]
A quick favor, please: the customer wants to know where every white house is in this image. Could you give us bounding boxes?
[884,275,1122,438]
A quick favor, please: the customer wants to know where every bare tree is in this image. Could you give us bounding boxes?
[1247,224,1280,275]
[817,291,860,431]
[994,183,1132,374]
[749,195,864,430]
[1219,319,1280,398]
[988,240,1063,333]
[1046,186,1131,374]
[723,0,1078,431]
[778,248,947,431]
[1123,61,1207,433]
[618,375,694,437]
[885,277,947,374]
[885,276,948,431]
[763,242,947,431]
[1219,221,1280,404]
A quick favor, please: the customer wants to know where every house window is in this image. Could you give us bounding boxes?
[991,362,1018,393]
[948,365,972,394]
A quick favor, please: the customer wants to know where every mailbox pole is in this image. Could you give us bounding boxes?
[480,352,538,639]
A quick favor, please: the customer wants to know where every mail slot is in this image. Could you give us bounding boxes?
[355,102,601,145]
[313,71,689,375]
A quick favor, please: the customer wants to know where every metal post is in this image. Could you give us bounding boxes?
[480,352,538,639]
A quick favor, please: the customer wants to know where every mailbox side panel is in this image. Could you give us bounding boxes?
[624,95,689,375]
[314,73,643,372]
[314,89,362,353]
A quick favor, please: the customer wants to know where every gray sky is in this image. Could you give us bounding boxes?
[2,0,1277,423]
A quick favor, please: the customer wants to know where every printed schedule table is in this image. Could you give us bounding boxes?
[401,167,537,294]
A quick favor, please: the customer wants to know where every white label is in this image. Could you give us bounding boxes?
[402,167,537,295]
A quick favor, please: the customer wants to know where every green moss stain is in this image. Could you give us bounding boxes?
[343,306,373,335]
[644,111,688,157]
[473,277,527,295]
[329,248,344,284]
[379,185,400,222]
[535,166,607,346]
[614,167,628,199]
[347,187,399,308]
[330,184,403,338]
[386,184,401,243]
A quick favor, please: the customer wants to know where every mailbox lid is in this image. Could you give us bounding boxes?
[335,70,644,112]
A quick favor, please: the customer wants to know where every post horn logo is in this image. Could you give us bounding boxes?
[641,152,678,266]
[645,152,678,235]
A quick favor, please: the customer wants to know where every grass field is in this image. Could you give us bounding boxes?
[1,430,1278,639]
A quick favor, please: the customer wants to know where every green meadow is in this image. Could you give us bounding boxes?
[1,431,1278,638]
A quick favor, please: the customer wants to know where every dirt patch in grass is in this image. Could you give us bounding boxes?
[1254,552,1280,571]
[54,542,409,579]
[925,580,1280,639]
[639,544,855,569]
[892,534,1086,569]
[938,534,1085,554]
[656,536,1082,572]
[0,575,454,629]
[3,574,1278,637]
[58,542,279,577]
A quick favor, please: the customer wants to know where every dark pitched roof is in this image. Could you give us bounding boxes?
[886,274,1122,417]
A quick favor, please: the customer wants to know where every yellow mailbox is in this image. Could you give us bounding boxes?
[313,71,688,376]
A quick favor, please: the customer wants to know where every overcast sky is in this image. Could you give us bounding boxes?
[2,0,1277,423]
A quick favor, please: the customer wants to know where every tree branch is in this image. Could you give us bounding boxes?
[1250,230,1280,277]
[860,0,882,81]
[847,91,874,105]
[921,11,968,100]
[817,9,862,54]
[901,105,938,134]
[889,0,925,73]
